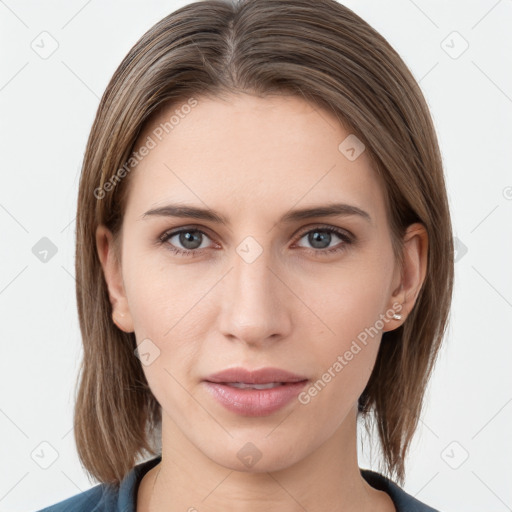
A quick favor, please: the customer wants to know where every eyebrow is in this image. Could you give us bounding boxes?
[141,202,371,225]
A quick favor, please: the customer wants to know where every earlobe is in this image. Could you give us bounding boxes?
[385,222,428,330]
[95,224,135,333]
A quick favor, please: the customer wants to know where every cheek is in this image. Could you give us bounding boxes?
[134,319,202,422]
[295,288,385,434]
[311,253,394,349]
[310,288,384,401]
[121,253,205,397]
[298,246,394,406]
[123,245,209,336]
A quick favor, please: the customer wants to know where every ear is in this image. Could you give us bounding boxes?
[96,224,134,333]
[384,222,428,331]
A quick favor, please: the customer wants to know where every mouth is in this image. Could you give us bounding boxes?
[203,367,309,416]
[221,382,295,390]
[204,366,308,385]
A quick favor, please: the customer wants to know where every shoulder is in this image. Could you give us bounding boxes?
[361,469,441,512]
[32,455,162,512]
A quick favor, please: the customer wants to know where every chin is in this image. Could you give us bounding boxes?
[201,437,307,474]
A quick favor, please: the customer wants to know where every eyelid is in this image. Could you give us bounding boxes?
[158,225,213,243]
[293,223,354,242]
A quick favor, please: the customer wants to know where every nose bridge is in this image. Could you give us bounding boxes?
[218,235,290,343]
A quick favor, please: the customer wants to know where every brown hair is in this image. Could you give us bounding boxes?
[74,0,454,488]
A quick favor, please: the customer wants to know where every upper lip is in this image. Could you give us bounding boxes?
[205,367,308,384]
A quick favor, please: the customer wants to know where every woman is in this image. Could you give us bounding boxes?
[35,0,453,510]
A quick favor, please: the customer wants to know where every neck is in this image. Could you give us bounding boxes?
[138,407,394,512]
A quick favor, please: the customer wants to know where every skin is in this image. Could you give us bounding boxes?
[96,93,428,512]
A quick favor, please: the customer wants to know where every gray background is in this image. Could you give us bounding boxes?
[1,0,511,510]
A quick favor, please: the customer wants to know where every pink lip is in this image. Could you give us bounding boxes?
[203,367,309,416]
[205,367,308,384]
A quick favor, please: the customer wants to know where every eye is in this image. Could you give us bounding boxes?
[294,225,353,256]
[158,224,354,257]
[159,227,214,257]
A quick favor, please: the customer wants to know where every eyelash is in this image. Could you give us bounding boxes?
[157,225,354,258]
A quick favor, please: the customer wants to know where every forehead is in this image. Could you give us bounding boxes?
[124,93,386,224]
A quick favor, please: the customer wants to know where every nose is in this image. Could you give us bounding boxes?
[217,242,292,347]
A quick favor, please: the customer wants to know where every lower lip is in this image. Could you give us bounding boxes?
[203,381,308,416]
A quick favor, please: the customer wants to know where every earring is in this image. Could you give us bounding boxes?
[392,304,404,320]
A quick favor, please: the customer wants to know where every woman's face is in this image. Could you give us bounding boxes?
[99,93,411,472]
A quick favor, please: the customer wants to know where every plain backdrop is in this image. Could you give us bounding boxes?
[1,1,511,511]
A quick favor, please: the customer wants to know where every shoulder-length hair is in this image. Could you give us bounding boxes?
[74,0,453,487]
